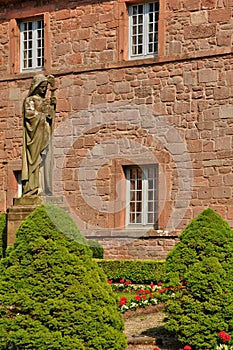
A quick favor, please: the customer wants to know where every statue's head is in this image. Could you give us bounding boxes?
[28,74,48,97]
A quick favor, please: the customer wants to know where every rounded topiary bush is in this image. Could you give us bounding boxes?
[0,205,127,350]
[164,208,233,350]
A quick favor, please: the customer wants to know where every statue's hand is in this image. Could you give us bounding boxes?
[47,75,55,89]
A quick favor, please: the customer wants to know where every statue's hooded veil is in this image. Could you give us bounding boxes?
[27,74,48,97]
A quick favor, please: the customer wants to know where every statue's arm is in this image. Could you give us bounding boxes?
[47,75,56,119]
[24,98,37,120]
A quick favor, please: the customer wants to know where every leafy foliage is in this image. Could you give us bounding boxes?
[0,205,127,350]
[97,259,165,283]
[164,208,233,349]
[88,239,104,259]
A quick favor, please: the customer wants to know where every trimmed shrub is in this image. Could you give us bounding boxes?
[97,259,165,283]
[0,205,127,350]
[88,239,104,259]
[164,208,233,350]
[0,212,7,258]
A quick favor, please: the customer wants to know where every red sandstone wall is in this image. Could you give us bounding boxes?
[0,0,232,258]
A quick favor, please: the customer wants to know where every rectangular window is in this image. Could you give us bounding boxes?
[20,19,44,72]
[128,2,159,59]
[125,165,158,228]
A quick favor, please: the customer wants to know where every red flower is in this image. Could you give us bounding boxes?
[135,295,141,301]
[141,295,147,299]
[183,345,192,350]
[149,293,154,297]
[218,331,231,342]
[107,280,112,284]
[150,283,155,287]
[118,297,127,306]
[157,281,162,286]
[153,347,160,350]
[120,279,125,283]
[158,289,163,293]
[125,281,131,285]
[137,289,145,294]
[145,289,150,294]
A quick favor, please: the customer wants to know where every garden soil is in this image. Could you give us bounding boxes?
[124,305,181,350]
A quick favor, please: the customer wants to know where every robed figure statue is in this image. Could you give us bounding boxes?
[21,74,56,197]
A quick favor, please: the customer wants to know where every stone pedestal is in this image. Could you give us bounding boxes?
[6,196,64,246]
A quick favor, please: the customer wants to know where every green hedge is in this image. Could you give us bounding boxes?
[96,259,165,283]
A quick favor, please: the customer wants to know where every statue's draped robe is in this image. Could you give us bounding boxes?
[22,76,55,196]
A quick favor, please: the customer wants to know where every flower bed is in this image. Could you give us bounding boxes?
[108,279,184,313]
[110,280,233,350]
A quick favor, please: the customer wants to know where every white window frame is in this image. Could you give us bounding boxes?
[125,165,158,228]
[128,2,159,60]
[20,18,44,72]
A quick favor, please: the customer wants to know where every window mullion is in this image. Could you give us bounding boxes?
[143,4,148,57]
[125,169,130,227]
[32,21,37,69]
[142,168,148,225]
[20,23,24,72]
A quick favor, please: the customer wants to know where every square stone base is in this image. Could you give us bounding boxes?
[7,196,64,246]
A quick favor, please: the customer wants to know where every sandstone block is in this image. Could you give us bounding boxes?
[66,53,82,65]
[174,102,191,114]
[201,0,217,9]
[114,82,131,94]
[71,95,90,110]
[184,24,216,39]
[191,11,208,25]
[183,0,201,10]
[208,9,231,23]
[54,9,71,21]
[214,86,230,99]
[167,0,183,10]
[213,187,231,199]
[71,28,91,41]
[224,174,233,186]
[89,39,107,52]
[56,43,72,56]
[226,71,233,86]
[203,107,219,120]
[215,136,231,150]
[198,187,212,199]
[220,105,233,118]
[160,87,176,102]
[217,30,232,46]
[169,41,182,54]
[198,69,218,83]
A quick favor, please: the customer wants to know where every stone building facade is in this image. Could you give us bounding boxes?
[0,0,233,259]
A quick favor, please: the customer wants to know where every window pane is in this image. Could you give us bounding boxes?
[138,5,143,13]
[138,45,143,54]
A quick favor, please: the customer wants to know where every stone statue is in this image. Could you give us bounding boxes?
[21,74,56,197]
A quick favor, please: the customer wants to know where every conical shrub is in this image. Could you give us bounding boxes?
[164,208,233,349]
[0,205,127,350]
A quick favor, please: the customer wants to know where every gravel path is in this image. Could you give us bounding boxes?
[123,305,181,350]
